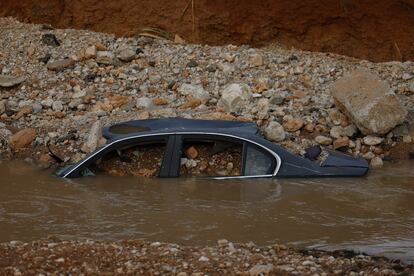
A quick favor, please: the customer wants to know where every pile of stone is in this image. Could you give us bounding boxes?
[0,239,411,275]
[0,17,413,169]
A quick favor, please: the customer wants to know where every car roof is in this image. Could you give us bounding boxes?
[103,118,260,141]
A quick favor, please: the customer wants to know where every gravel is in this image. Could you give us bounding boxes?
[0,239,412,275]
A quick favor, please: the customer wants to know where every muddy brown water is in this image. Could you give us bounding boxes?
[1,160,414,263]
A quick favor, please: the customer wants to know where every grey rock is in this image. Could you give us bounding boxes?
[81,121,102,153]
[219,83,251,112]
[47,58,75,71]
[178,84,210,101]
[264,121,286,142]
[0,75,26,88]
[117,47,136,62]
[0,100,6,114]
[370,157,384,168]
[136,97,154,109]
[332,69,407,135]
[32,103,43,114]
[52,101,64,112]
[96,51,115,65]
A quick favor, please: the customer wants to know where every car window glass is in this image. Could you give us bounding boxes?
[179,139,242,177]
[244,145,275,176]
[89,141,166,177]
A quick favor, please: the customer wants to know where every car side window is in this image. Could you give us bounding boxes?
[244,144,275,176]
[88,140,167,177]
[179,138,243,177]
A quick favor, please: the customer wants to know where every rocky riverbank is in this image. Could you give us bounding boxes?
[0,239,412,275]
[0,17,413,170]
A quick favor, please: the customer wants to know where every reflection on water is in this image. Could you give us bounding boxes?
[0,160,414,262]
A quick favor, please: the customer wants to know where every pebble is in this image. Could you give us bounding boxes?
[315,136,333,146]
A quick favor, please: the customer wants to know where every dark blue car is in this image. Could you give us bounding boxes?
[57,118,368,179]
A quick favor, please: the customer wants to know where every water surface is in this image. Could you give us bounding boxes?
[0,161,413,262]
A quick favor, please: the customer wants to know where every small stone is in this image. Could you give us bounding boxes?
[178,84,210,102]
[198,256,209,262]
[52,101,63,112]
[9,128,37,150]
[249,53,264,67]
[402,73,413,80]
[96,51,115,65]
[47,58,75,71]
[184,146,198,159]
[136,97,154,109]
[0,100,6,114]
[117,46,136,62]
[315,135,333,145]
[187,60,198,68]
[265,121,286,142]
[249,264,274,276]
[333,136,349,149]
[153,98,168,106]
[283,118,304,132]
[370,157,384,168]
[42,33,60,47]
[0,75,26,88]
[217,239,228,246]
[32,103,43,114]
[363,135,383,146]
[174,34,185,44]
[85,45,97,59]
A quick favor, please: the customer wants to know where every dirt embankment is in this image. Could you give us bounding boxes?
[0,0,413,62]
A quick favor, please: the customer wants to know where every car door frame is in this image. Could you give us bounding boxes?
[171,132,281,179]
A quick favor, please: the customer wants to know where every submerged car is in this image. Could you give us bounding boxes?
[57,118,369,179]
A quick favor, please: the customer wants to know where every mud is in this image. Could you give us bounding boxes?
[1,0,414,62]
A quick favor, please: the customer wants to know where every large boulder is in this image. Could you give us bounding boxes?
[219,83,251,112]
[332,69,407,135]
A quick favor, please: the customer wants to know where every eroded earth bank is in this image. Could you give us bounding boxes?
[1,15,414,273]
[1,0,414,62]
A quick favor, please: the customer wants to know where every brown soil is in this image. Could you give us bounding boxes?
[1,0,414,62]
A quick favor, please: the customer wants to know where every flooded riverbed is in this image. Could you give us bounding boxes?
[0,160,413,263]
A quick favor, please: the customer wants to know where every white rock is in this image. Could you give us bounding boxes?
[363,135,383,146]
[136,97,154,109]
[264,121,286,142]
[219,83,251,112]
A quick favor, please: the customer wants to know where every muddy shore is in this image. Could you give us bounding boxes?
[1,239,412,275]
